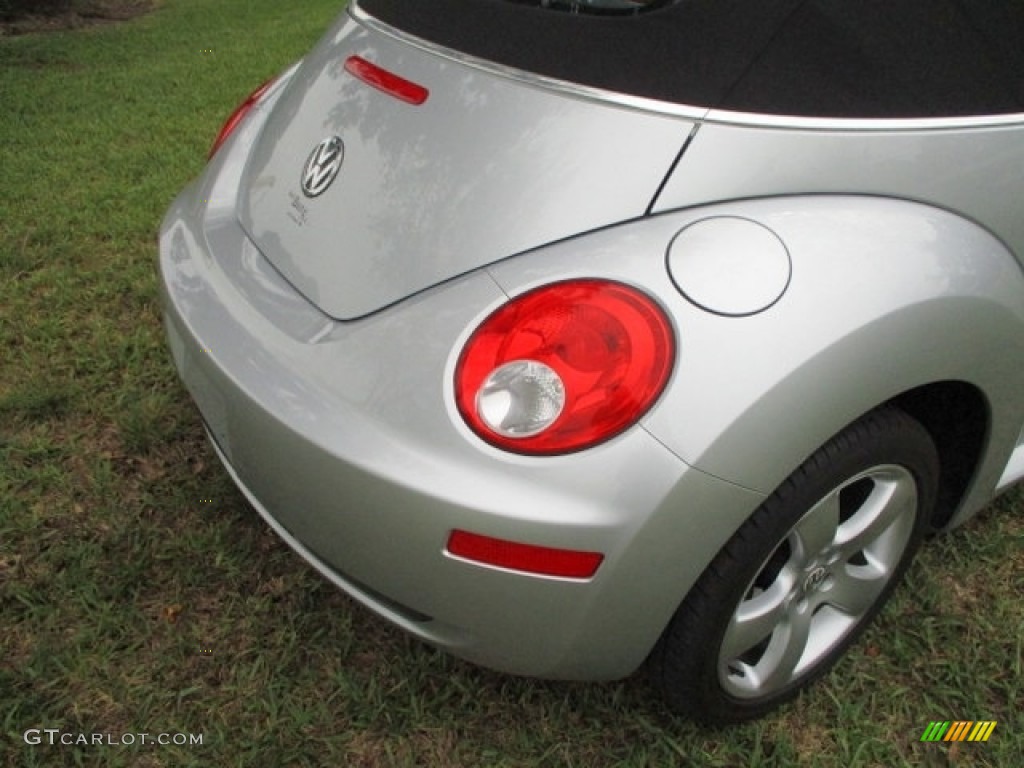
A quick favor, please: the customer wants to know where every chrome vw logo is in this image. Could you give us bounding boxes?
[300,136,344,198]
[802,566,828,593]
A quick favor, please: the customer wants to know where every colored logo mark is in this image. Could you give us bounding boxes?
[920,721,997,742]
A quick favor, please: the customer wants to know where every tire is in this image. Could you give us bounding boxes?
[650,407,939,724]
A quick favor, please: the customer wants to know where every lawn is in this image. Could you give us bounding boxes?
[1,1,1021,765]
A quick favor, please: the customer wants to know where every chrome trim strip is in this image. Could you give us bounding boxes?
[702,108,1024,133]
[350,1,1024,132]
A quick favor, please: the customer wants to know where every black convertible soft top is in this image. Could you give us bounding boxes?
[359,0,1024,118]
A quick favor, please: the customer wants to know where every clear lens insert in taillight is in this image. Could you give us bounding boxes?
[208,76,277,160]
[455,279,675,455]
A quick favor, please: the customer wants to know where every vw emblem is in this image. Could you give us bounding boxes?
[802,566,828,593]
[301,136,344,198]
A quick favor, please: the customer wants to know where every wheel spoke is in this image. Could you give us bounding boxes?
[721,580,790,660]
[821,563,887,619]
[835,470,916,556]
[757,599,814,690]
[792,492,840,559]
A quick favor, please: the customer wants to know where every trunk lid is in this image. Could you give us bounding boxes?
[238,13,692,319]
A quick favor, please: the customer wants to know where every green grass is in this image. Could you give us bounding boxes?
[1,1,1022,765]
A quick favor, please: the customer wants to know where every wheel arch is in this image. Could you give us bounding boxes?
[887,381,989,529]
[640,195,1024,530]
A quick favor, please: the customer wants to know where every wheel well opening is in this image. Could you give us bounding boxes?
[888,382,988,528]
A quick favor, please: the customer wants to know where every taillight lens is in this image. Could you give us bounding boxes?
[455,279,675,455]
[208,77,276,160]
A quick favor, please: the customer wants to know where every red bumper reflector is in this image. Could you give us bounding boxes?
[344,55,429,105]
[446,530,604,579]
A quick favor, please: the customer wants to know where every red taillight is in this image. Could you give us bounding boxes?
[447,530,604,579]
[455,279,675,455]
[208,77,276,160]
[344,55,429,105]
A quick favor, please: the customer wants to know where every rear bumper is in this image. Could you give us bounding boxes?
[159,213,762,678]
[157,64,763,681]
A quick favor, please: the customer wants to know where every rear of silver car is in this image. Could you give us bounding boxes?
[159,8,764,679]
[160,0,1024,720]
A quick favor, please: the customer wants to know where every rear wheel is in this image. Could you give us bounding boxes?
[651,407,939,723]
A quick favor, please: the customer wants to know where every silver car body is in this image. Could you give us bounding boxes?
[159,2,1024,680]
